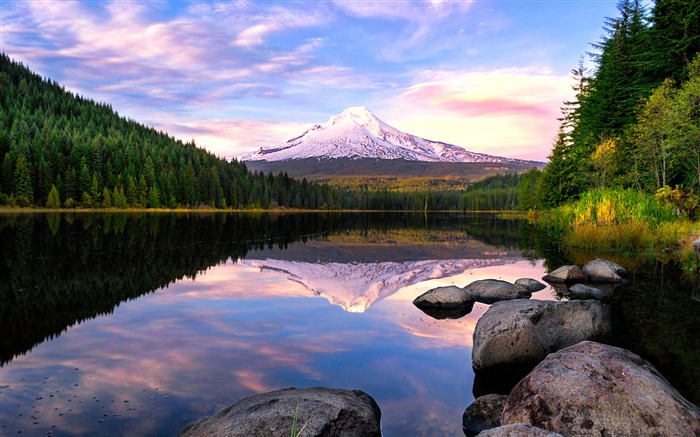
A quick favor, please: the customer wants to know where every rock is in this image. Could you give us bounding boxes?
[413,285,473,309]
[582,258,627,283]
[476,424,564,437]
[568,283,607,299]
[472,299,611,372]
[541,265,584,283]
[464,279,532,304]
[462,394,508,436]
[694,237,700,259]
[502,341,700,436]
[177,387,381,437]
[514,278,546,292]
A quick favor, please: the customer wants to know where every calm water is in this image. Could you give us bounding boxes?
[1,212,698,436]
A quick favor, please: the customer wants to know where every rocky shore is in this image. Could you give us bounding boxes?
[461,258,700,436]
[178,257,699,436]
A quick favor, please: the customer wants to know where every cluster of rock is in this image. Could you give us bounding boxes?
[462,257,700,436]
[412,278,545,319]
[543,258,627,299]
[177,256,700,436]
[464,341,700,436]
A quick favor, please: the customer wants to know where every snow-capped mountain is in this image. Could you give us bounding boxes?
[241,107,528,164]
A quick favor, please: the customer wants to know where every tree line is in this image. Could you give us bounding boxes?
[537,0,700,210]
[0,53,542,212]
[0,54,365,210]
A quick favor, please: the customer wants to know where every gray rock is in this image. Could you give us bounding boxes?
[413,285,473,309]
[464,279,532,304]
[472,300,611,372]
[462,394,508,436]
[476,424,564,437]
[177,387,381,437]
[582,258,627,283]
[694,237,700,259]
[542,265,584,283]
[502,341,700,436]
[568,283,606,299]
[514,278,546,292]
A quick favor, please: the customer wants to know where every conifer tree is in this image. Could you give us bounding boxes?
[13,155,33,206]
[45,184,61,208]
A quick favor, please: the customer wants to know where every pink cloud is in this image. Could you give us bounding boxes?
[380,68,574,161]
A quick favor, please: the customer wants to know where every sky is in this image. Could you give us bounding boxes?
[2,0,622,161]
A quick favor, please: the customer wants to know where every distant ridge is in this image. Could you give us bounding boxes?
[241,107,539,165]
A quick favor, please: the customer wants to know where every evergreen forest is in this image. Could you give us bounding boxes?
[537,0,700,209]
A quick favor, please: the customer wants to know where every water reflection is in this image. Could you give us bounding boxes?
[0,212,524,362]
[1,212,698,437]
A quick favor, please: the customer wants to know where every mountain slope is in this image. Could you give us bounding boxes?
[242,107,534,165]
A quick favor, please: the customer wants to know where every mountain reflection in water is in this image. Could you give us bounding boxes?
[1,212,698,437]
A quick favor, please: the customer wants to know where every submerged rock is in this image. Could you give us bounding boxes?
[476,424,564,437]
[464,279,531,304]
[514,278,546,292]
[462,394,508,437]
[582,258,627,283]
[177,387,381,437]
[502,341,700,436]
[413,285,473,309]
[542,265,584,283]
[568,283,607,299]
[472,299,611,372]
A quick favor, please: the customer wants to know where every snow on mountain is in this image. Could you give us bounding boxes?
[241,107,527,164]
[239,257,518,313]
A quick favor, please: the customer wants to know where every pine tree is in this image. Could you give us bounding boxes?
[102,187,112,208]
[13,154,34,206]
[45,184,61,208]
[147,185,160,209]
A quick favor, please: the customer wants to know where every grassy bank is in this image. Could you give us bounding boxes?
[534,189,700,269]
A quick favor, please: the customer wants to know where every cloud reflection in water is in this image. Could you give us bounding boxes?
[2,250,552,436]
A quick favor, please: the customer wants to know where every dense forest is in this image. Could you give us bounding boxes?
[538,0,700,208]
[0,54,541,212]
[0,54,357,210]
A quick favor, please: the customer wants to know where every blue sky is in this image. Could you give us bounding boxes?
[2,0,621,161]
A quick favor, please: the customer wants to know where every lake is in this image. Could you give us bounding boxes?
[1,212,698,436]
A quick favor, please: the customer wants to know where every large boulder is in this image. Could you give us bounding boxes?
[472,300,611,372]
[462,394,508,436]
[514,278,546,292]
[542,265,584,283]
[464,279,531,304]
[177,387,381,437]
[582,258,627,283]
[476,424,564,437]
[502,341,700,436]
[413,285,473,309]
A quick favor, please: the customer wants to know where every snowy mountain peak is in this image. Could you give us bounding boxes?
[241,108,530,164]
[329,106,382,128]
